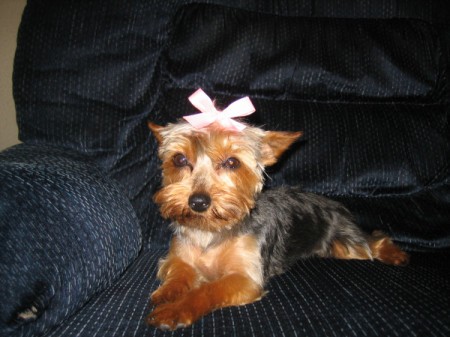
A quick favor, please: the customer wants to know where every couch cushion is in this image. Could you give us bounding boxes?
[0,145,142,337]
[44,248,450,337]
[165,4,447,103]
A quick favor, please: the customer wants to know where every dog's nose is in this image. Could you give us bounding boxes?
[188,193,211,212]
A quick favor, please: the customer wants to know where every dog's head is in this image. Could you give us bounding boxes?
[149,121,301,232]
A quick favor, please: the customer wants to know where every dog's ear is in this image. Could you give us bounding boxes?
[260,131,302,166]
[148,122,164,144]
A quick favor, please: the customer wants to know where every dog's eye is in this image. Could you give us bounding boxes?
[222,157,240,170]
[173,153,188,167]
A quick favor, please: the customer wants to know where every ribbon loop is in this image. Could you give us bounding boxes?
[183,89,255,131]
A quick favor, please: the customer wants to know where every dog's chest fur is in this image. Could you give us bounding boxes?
[173,227,264,287]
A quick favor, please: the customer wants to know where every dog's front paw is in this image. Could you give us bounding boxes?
[146,302,197,330]
[151,282,191,305]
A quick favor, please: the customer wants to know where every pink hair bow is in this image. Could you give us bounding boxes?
[183,89,255,131]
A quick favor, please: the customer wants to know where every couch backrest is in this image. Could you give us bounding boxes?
[166,5,448,104]
[13,1,450,154]
[13,0,450,247]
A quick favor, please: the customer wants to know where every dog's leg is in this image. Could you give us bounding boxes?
[368,231,410,266]
[151,256,198,305]
[330,231,409,266]
[147,273,262,330]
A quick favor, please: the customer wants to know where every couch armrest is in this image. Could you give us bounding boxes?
[0,144,142,337]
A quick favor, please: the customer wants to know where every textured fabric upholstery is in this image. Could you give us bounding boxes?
[12,0,450,247]
[45,249,450,337]
[1,0,449,336]
[166,5,444,102]
[0,145,141,337]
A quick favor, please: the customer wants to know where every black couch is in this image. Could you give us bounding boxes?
[1,1,449,336]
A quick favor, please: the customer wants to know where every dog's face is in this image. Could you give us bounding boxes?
[149,121,301,232]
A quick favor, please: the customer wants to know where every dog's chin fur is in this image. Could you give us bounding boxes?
[169,210,245,232]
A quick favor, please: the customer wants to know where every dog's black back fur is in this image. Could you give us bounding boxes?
[241,187,370,280]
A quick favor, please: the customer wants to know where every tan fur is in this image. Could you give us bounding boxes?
[147,233,264,329]
[261,130,303,166]
[330,232,409,266]
[368,231,410,266]
[331,240,373,260]
[147,273,261,329]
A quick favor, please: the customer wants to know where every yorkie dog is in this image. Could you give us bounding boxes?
[146,89,409,330]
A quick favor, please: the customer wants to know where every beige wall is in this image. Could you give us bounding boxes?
[0,0,26,151]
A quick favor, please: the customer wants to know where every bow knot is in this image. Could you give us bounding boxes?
[183,89,255,131]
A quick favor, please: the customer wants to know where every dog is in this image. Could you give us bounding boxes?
[146,89,409,330]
